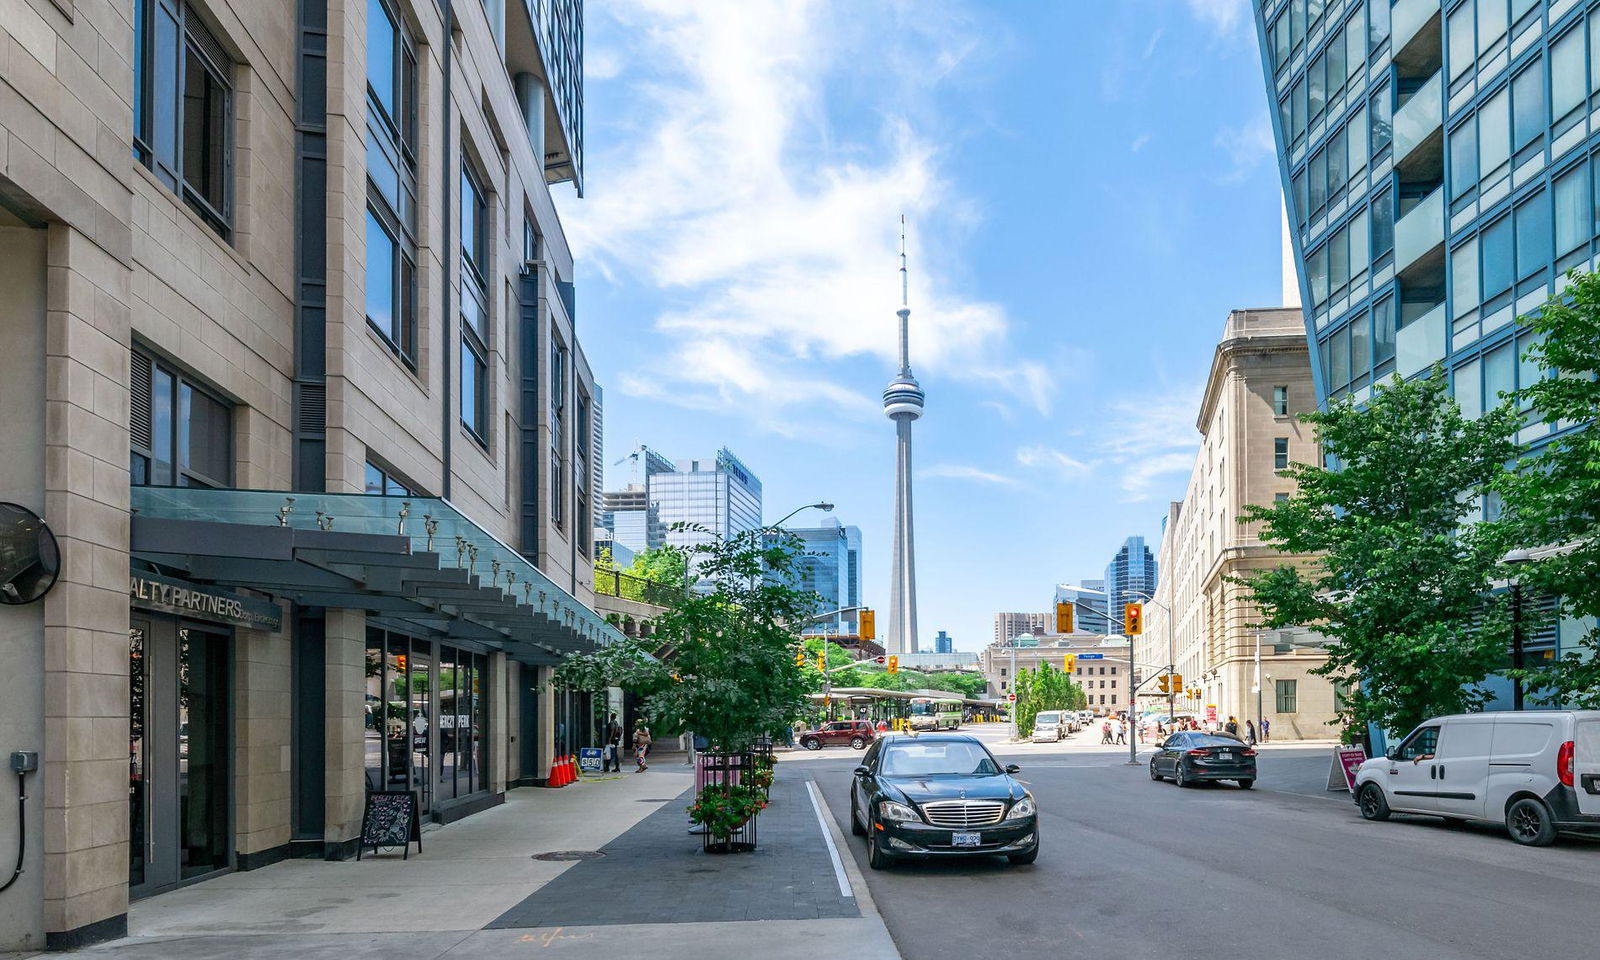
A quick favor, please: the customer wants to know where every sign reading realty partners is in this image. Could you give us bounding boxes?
[130,573,282,631]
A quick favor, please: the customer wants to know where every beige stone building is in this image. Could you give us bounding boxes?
[979,634,1134,715]
[1142,309,1341,742]
[0,0,619,949]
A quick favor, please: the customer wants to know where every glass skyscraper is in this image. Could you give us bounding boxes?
[652,449,763,573]
[1105,537,1158,632]
[785,518,864,635]
[1054,579,1112,634]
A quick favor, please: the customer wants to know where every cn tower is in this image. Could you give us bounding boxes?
[882,217,924,655]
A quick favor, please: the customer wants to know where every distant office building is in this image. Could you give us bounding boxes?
[994,612,1050,646]
[980,635,1132,710]
[786,518,863,635]
[1054,579,1112,634]
[1104,537,1158,631]
[934,630,954,654]
[601,484,663,555]
[654,449,763,571]
[595,529,635,569]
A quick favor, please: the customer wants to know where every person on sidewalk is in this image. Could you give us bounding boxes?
[1261,718,1271,742]
[1100,720,1112,744]
[633,721,652,772]
[1245,719,1257,745]
[1225,716,1240,737]
[1114,718,1127,745]
[604,713,623,772]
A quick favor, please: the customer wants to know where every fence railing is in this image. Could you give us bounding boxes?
[593,567,681,607]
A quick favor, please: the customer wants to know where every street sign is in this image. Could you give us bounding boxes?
[1006,693,1016,702]
[1078,653,1105,660]
[874,655,886,665]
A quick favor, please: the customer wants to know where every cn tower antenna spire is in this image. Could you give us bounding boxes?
[897,214,912,378]
[883,214,924,655]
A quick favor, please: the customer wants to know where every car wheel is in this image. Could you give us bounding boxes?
[1506,797,1557,846]
[850,797,866,836]
[851,736,867,750]
[803,738,821,751]
[1149,761,1163,782]
[1008,835,1040,865]
[1358,783,1391,821]
[1237,779,1255,790]
[867,823,894,870]
[1174,764,1190,788]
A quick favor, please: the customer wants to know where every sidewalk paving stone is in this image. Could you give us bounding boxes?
[487,774,857,929]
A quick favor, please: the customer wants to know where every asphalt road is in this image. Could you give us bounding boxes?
[798,729,1600,960]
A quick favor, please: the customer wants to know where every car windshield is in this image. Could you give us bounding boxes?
[1189,734,1244,747]
[1037,713,1060,723]
[880,741,1000,777]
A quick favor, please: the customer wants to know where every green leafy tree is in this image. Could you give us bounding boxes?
[558,526,818,751]
[627,546,690,590]
[1237,371,1520,736]
[1504,273,1600,707]
[1011,663,1085,737]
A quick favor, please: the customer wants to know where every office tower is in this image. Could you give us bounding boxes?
[1054,580,1112,634]
[994,612,1051,645]
[653,449,764,566]
[1104,536,1158,631]
[785,518,864,635]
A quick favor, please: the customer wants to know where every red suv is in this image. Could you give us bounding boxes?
[800,720,876,751]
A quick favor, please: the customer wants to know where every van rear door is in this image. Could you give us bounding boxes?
[1577,717,1600,817]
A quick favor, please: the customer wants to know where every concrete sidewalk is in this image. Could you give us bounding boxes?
[26,767,899,960]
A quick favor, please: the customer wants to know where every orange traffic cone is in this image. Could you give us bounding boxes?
[550,756,566,787]
[556,755,569,786]
[562,755,574,786]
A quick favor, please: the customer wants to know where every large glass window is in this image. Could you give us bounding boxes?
[1484,341,1515,407]
[1456,357,1483,417]
[130,351,232,487]
[1368,0,1389,51]
[1480,87,1511,176]
[1310,52,1327,122]
[1350,208,1369,273]
[1274,437,1291,470]
[1310,149,1329,212]
[1449,1,1475,80]
[366,0,418,365]
[1480,0,1507,55]
[1452,237,1481,311]
[550,337,567,526]
[1450,122,1478,198]
[1350,309,1371,380]
[1372,186,1395,255]
[1373,296,1397,366]
[1512,59,1545,151]
[1555,162,1590,256]
[1328,127,1347,191]
[1310,244,1330,305]
[133,0,233,239]
[1552,27,1586,127]
[1515,190,1551,279]
[1275,679,1299,714]
[1481,214,1514,299]
[1272,13,1291,70]
[1369,84,1393,156]
[461,164,489,442]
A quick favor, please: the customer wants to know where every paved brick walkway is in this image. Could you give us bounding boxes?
[487,774,857,928]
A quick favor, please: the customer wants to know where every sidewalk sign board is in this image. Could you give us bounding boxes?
[578,747,604,773]
[1327,744,1368,792]
[357,790,421,860]
[1205,704,1218,722]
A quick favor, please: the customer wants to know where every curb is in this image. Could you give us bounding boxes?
[802,775,891,933]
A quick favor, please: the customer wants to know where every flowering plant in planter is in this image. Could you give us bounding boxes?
[688,783,767,842]
[747,762,775,795]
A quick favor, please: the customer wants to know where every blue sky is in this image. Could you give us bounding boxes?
[556,0,1287,651]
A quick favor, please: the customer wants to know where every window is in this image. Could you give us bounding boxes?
[1275,492,1291,504]
[460,164,489,442]
[1514,190,1550,279]
[1555,162,1590,261]
[1512,59,1545,151]
[1272,12,1291,71]
[1452,237,1481,312]
[1273,437,1290,470]
[1396,725,1439,760]
[1349,207,1369,272]
[1450,122,1477,199]
[1273,385,1289,416]
[1274,679,1299,714]
[1480,87,1510,177]
[1481,214,1514,299]
[1479,0,1507,55]
[1310,148,1329,213]
[576,391,591,553]
[1448,1,1474,80]
[1484,341,1515,406]
[1308,53,1326,124]
[550,336,567,526]
[364,461,413,496]
[130,351,232,488]
[366,0,418,364]
[133,0,233,239]
[1369,84,1393,156]
[1552,27,1585,128]
[1456,357,1483,417]
[1372,296,1396,370]
[1351,310,1371,380]
[1372,186,1395,255]
[1328,324,1351,389]
[1368,0,1389,51]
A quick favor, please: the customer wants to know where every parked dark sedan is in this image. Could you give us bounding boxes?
[849,733,1039,869]
[1149,732,1256,788]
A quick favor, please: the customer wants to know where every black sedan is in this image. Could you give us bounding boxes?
[849,733,1039,869]
[1149,731,1257,788]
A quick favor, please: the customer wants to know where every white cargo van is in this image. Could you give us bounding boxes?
[1351,710,1600,845]
[1031,711,1067,742]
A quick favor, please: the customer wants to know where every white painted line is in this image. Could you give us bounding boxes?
[805,779,854,899]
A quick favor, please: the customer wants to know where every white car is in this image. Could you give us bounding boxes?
[1352,710,1600,845]
[1031,711,1067,743]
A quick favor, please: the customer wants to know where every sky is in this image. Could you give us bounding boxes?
[554,0,1288,652]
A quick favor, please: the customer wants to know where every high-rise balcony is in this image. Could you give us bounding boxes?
[1395,185,1445,274]
[1394,71,1443,167]
[1392,0,1442,62]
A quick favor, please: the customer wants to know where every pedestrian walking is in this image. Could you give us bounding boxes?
[1225,715,1239,736]
[633,721,652,772]
[604,712,623,772]
[1261,718,1271,742]
[1100,720,1112,744]
[1245,719,1257,745]
[1115,718,1127,745]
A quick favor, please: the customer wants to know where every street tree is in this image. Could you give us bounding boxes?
[1237,370,1521,736]
[1504,273,1600,707]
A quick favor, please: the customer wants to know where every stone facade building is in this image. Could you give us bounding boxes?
[1143,309,1340,741]
[0,0,613,949]
[979,635,1133,715]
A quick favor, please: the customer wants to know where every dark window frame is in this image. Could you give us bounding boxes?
[460,161,490,445]
[130,349,234,489]
[365,0,419,366]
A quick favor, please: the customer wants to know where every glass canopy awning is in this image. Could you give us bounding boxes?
[130,487,626,664]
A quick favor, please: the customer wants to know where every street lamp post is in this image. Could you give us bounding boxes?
[1132,591,1175,725]
[1502,548,1535,711]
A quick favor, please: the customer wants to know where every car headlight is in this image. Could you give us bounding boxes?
[879,800,920,823]
[1004,795,1036,820]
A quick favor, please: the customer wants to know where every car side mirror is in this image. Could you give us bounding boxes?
[853,765,870,778]
[1384,747,1400,761]
[1005,764,1021,774]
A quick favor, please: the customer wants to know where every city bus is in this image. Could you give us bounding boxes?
[908,697,962,731]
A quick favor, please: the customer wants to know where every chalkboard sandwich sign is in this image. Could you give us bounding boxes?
[358,790,422,860]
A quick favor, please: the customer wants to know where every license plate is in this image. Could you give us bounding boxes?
[1218,752,1234,760]
[952,832,981,847]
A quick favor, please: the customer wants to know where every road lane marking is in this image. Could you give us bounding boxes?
[805,779,854,899]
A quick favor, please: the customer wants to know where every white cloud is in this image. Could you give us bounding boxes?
[919,464,1020,486]
[1214,116,1277,183]
[1097,383,1204,502]
[1016,444,1094,480]
[1182,0,1250,37]
[560,0,1048,432]
[1130,132,1152,153]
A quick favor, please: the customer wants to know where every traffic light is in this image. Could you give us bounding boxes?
[816,650,827,671]
[1063,654,1076,672]
[1157,674,1170,694]
[1055,601,1075,634]
[859,609,876,640]
[1172,673,1184,694]
[795,649,806,668]
[1124,602,1144,636]
[887,655,899,675]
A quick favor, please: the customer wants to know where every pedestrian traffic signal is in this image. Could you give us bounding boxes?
[1171,673,1184,694]
[1157,674,1170,694]
[887,655,899,675]
[1055,601,1075,634]
[1124,602,1143,635]
[859,609,876,640]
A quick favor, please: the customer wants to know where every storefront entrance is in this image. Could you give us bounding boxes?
[128,616,233,898]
